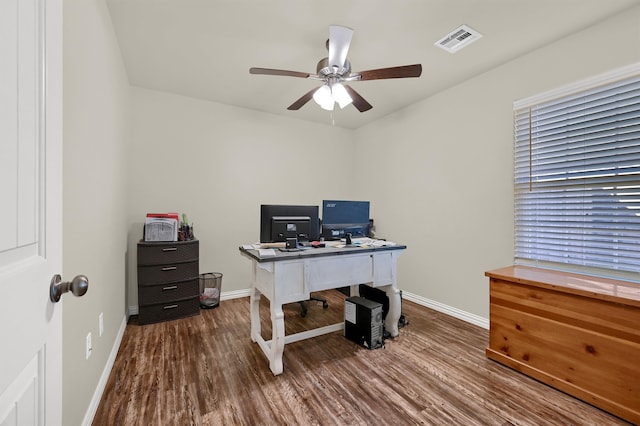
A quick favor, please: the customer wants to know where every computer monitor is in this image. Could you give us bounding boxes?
[321,200,370,240]
[259,204,320,243]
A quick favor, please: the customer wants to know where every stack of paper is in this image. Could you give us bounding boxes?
[144,213,179,241]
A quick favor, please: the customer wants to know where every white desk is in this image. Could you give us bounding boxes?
[239,243,406,375]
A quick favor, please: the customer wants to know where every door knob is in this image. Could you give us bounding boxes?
[50,274,89,303]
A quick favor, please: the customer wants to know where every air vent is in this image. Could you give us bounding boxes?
[435,25,482,53]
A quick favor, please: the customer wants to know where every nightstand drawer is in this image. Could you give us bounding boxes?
[138,261,199,285]
[138,297,199,325]
[138,279,198,306]
[137,240,199,266]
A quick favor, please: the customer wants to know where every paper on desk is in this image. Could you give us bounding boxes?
[371,240,396,247]
[333,238,397,248]
[258,249,276,257]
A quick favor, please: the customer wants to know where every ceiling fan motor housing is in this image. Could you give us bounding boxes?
[316,57,352,80]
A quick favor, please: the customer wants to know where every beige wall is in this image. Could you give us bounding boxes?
[62,0,130,425]
[353,7,640,319]
[125,88,354,309]
[61,1,640,423]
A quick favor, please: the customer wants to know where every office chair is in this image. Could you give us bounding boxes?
[299,294,329,317]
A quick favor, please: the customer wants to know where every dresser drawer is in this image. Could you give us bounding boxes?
[138,279,198,306]
[138,261,199,285]
[138,297,199,325]
[137,240,199,266]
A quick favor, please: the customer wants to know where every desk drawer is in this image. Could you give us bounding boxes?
[138,279,198,306]
[138,297,199,325]
[137,240,199,266]
[306,254,373,290]
[138,261,199,285]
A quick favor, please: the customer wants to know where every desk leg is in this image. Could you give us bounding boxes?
[249,285,261,343]
[269,302,285,375]
[350,284,359,297]
[384,286,401,337]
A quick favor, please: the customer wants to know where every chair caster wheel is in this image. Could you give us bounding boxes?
[323,302,329,309]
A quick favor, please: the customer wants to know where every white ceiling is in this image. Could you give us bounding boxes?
[106,0,640,129]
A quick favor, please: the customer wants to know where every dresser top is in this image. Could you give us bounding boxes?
[138,239,198,246]
[485,265,640,307]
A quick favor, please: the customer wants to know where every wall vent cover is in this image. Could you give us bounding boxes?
[435,25,482,53]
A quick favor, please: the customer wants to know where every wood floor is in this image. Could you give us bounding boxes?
[92,290,631,425]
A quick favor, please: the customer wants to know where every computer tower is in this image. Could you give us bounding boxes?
[358,284,389,321]
[344,296,383,349]
[359,284,408,330]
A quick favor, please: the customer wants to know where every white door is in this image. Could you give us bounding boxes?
[0,0,64,424]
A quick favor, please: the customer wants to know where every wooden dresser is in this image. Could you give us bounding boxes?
[137,239,200,325]
[485,265,640,424]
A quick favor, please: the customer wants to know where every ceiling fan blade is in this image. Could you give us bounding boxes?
[328,25,354,69]
[343,85,373,112]
[287,88,317,110]
[249,67,310,78]
[357,64,422,80]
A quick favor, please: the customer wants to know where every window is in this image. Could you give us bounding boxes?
[514,65,640,279]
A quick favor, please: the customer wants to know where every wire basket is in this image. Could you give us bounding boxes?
[199,272,222,309]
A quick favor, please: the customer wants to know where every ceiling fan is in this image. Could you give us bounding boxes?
[249,25,422,112]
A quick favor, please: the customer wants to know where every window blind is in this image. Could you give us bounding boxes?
[514,71,640,277]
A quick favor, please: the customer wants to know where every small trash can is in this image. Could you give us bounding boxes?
[199,272,222,309]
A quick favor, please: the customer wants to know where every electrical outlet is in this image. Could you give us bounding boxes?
[99,312,104,336]
[86,332,92,359]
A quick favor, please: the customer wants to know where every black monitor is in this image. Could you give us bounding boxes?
[260,204,320,243]
[321,200,370,240]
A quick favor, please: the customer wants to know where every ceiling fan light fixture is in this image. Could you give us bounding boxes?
[332,83,352,109]
[313,84,334,110]
[320,99,335,111]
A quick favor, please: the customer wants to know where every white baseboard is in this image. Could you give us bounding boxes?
[220,288,250,300]
[128,288,488,330]
[82,314,128,426]
[401,291,489,330]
